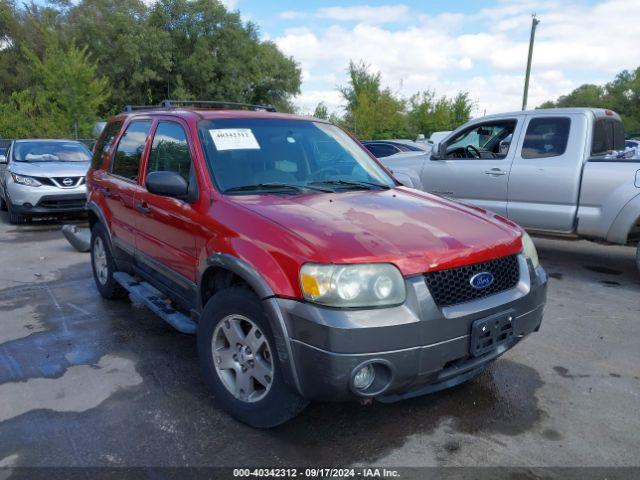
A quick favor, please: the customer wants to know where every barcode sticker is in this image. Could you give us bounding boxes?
[210,129,260,151]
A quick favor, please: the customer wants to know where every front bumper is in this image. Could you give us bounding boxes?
[7,180,87,215]
[266,255,547,402]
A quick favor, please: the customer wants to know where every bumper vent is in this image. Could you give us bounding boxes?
[37,194,86,210]
[424,255,520,307]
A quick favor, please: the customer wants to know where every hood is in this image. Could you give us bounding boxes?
[9,161,90,178]
[230,187,523,275]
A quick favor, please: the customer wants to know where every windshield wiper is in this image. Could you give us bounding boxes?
[308,179,391,190]
[224,182,331,194]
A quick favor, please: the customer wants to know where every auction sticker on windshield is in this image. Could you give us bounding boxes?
[210,129,260,151]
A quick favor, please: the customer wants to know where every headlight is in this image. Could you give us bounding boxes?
[11,173,42,187]
[521,231,539,268]
[300,263,406,308]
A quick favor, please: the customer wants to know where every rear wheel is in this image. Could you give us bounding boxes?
[91,223,126,299]
[197,286,307,428]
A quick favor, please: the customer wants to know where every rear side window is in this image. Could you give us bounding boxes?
[147,122,192,181]
[366,143,399,158]
[91,121,122,169]
[592,119,625,155]
[522,117,570,159]
[111,120,152,181]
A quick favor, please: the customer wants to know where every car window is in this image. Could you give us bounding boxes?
[111,120,152,181]
[11,141,92,162]
[446,120,517,159]
[198,118,395,193]
[92,121,123,169]
[592,118,625,155]
[147,122,192,181]
[366,143,399,158]
[521,117,571,159]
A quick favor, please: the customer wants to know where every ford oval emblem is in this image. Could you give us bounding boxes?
[470,272,494,290]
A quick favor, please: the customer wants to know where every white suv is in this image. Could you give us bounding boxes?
[0,139,91,224]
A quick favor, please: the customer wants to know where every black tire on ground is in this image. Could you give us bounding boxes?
[636,243,640,276]
[8,205,28,224]
[197,286,308,428]
[0,195,7,211]
[90,223,126,299]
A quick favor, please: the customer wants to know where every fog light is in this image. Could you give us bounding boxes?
[353,364,375,391]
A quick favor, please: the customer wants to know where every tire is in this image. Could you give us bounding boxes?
[636,243,640,276]
[8,205,28,224]
[90,223,126,299]
[0,195,7,211]
[197,286,308,428]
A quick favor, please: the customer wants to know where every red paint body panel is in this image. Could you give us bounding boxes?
[87,109,524,301]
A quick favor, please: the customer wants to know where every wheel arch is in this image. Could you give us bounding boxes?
[605,193,640,245]
[199,253,303,395]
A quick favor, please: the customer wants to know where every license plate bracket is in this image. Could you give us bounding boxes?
[470,310,516,357]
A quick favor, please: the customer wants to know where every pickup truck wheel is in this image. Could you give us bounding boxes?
[90,223,126,299]
[198,286,308,428]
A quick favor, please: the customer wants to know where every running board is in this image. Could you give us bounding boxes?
[113,272,197,334]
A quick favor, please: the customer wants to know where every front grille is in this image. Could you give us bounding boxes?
[37,194,86,210]
[424,255,520,307]
[52,176,84,188]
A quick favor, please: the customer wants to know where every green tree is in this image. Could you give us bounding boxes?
[338,61,408,138]
[538,68,640,132]
[407,90,473,137]
[147,0,300,108]
[0,0,302,135]
[313,102,329,120]
[0,38,110,138]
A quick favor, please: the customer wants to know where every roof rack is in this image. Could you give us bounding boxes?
[122,99,277,113]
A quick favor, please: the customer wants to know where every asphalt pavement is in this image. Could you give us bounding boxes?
[0,212,638,473]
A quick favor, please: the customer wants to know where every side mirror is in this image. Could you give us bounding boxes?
[430,142,446,160]
[0,155,6,164]
[145,171,188,199]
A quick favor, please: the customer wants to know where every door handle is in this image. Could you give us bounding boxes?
[102,187,112,197]
[135,202,151,214]
[484,169,507,176]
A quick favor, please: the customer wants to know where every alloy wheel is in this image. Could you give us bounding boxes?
[93,237,109,285]
[212,314,274,403]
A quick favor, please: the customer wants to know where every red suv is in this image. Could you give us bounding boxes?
[87,100,547,427]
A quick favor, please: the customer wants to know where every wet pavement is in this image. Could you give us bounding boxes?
[0,212,639,469]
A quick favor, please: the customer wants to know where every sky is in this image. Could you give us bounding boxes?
[222,0,640,117]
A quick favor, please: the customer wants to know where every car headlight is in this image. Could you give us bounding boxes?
[11,173,42,187]
[521,231,539,268]
[300,263,406,308]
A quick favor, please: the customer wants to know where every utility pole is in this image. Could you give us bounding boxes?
[522,14,540,111]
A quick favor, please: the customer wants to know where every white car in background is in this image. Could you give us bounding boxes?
[0,139,92,224]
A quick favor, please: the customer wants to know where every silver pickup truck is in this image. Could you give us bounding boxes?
[382,108,640,273]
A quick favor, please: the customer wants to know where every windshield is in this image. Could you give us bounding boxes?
[12,141,92,162]
[198,118,395,194]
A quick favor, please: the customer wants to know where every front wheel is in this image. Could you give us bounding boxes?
[8,205,28,224]
[197,286,307,428]
[0,195,7,211]
[636,243,640,276]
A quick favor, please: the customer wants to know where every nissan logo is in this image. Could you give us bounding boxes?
[470,272,494,290]
[62,177,73,186]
